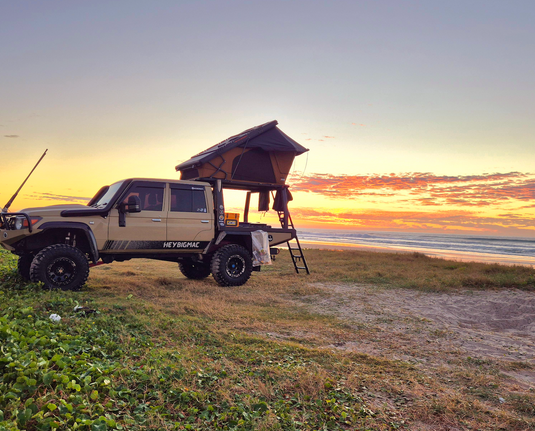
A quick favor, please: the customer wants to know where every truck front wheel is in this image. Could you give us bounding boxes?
[17,254,34,280]
[30,244,90,291]
[179,260,211,279]
[211,244,253,287]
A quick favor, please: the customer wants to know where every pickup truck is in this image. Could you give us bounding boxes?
[0,177,299,290]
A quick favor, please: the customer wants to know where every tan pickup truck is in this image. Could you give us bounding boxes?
[1,177,298,290]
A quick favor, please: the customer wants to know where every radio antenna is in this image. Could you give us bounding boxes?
[3,149,48,212]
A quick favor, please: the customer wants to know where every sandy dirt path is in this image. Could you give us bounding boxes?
[297,283,535,387]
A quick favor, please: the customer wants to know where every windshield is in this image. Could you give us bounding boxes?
[90,181,124,208]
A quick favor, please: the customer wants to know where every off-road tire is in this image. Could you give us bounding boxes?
[17,254,33,280]
[179,261,211,280]
[211,244,253,287]
[30,244,90,291]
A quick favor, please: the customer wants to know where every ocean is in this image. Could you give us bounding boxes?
[297,229,535,266]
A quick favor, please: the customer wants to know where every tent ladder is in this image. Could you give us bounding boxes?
[277,211,310,275]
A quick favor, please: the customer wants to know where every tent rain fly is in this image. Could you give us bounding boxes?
[175,120,308,187]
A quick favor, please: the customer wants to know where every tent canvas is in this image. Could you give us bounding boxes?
[175,121,308,186]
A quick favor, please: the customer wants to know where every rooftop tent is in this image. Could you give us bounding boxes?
[175,120,308,186]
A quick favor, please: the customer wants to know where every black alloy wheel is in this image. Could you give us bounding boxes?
[17,254,33,280]
[211,244,253,287]
[30,244,90,291]
[226,254,246,278]
[179,260,211,279]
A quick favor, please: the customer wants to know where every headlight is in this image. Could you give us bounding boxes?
[4,215,41,230]
[14,217,24,230]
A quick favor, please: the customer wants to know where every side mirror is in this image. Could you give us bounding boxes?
[125,196,141,213]
[118,196,141,227]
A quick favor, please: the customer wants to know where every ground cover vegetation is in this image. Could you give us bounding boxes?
[1,248,535,430]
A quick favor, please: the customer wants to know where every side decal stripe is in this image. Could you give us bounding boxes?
[103,240,210,250]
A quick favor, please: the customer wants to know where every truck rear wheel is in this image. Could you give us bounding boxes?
[17,254,33,280]
[30,244,90,291]
[179,261,211,279]
[211,244,253,287]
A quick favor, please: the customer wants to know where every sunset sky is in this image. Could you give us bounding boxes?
[2,1,534,237]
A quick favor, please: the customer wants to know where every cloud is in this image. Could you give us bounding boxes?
[287,171,535,235]
[25,192,90,204]
[291,207,535,235]
[290,172,535,206]
[4,135,19,138]
[303,135,335,142]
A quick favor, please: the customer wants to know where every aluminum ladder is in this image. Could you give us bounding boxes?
[277,211,310,275]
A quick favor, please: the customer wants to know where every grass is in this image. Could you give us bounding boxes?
[297,249,535,291]
[1,248,535,430]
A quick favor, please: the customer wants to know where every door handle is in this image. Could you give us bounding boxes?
[201,220,210,223]
[152,219,161,222]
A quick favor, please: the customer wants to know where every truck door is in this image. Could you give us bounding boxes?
[106,181,167,253]
[165,184,213,252]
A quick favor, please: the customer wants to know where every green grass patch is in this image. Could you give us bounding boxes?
[2,249,535,430]
[0,250,392,430]
[292,249,535,291]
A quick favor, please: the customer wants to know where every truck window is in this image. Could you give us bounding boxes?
[122,185,164,211]
[90,181,124,208]
[171,188,207,213]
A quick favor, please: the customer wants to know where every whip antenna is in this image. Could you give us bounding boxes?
[3,149,48,212]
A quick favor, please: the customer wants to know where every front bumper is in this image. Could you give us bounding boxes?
[0,212,35,233]
[0,212,34,251]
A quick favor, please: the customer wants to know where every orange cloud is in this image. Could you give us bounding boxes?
[290,172,535,206]
[24,192,90,204]
[291,207,535,235]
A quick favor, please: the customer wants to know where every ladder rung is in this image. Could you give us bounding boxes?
[296,266,307,270]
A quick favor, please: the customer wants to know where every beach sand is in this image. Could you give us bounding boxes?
[299,240,535,267]
[294,283,535,374]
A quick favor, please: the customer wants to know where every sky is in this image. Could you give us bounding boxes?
[1,0,534,237]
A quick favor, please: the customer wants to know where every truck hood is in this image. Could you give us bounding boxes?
[20,204,88,217]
